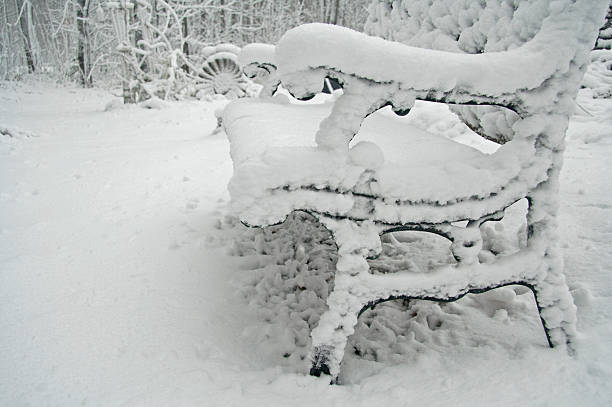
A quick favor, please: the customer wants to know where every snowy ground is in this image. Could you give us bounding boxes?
[1,79,611,406]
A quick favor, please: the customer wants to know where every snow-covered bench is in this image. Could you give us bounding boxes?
[239,43,343,99]
[224,0,608,381]
[238,43,280,98]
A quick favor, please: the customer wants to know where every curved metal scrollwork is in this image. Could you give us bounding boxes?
[199,45,247,97]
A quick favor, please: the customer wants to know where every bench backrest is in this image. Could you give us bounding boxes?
[364,0,607,144]
[274,0,606,154]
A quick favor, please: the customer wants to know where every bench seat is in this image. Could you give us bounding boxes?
[224,98,547,226]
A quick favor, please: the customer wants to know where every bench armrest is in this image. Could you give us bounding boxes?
[275,15,595,113]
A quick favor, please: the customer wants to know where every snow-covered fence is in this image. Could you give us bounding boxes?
[223,0,609,381]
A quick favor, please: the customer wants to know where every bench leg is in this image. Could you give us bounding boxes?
[527,176,577,352]
[308,218,382,381]
[309,274,369,380]
[532,245,577,351]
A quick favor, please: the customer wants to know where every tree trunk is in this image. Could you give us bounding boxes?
[15,0,35,73]
[2,0,13,78]
[331,0,340,25]
[182,15,189,73]
[76,0,92,86]
[151,0,158,27]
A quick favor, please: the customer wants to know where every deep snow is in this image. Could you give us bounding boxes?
[0,79,611,406]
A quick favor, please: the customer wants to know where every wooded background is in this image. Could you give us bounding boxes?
[2,0,609,101]
[0,0,371,85]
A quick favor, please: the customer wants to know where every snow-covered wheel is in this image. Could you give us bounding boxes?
[199,45,247,97]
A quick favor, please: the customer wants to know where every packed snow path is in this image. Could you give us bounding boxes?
[1,81,611,405]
